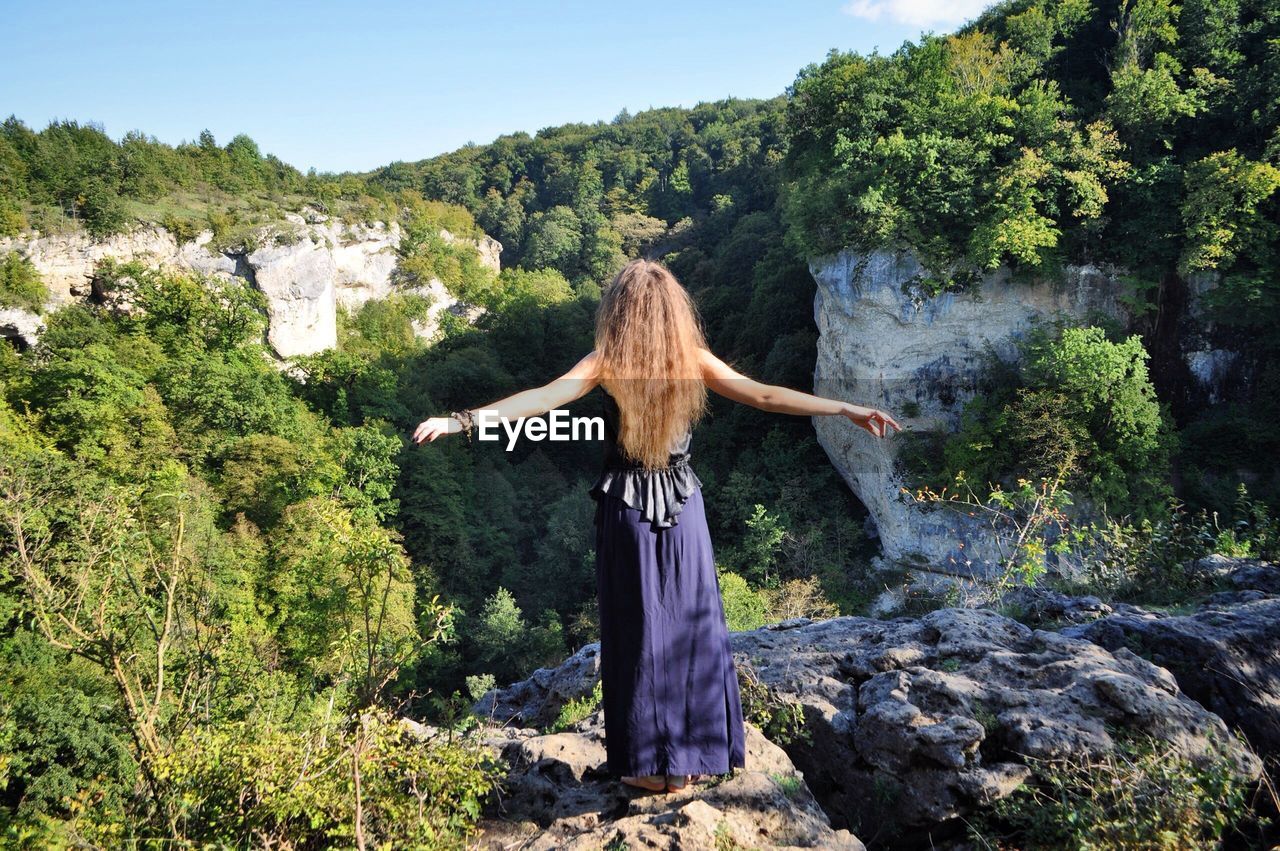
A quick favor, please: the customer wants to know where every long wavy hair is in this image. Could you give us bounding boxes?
[594,258,708,470]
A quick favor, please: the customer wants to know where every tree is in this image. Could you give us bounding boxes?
[522,205,584,275]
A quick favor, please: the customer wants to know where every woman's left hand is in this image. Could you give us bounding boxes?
[413,416,461,444]
[844,405,902,438]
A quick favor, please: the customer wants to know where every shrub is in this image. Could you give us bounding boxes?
[925,325,1174,525]
[718,567,767,632]
[0,252,48,312]
[549,680,604,733]
[147,710,505,850]
[160,212,202,244]
[736,657,809,747]
[965,729,1256,850]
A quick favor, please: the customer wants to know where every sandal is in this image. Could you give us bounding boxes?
[621,774,667,791]
[665,774,690,792]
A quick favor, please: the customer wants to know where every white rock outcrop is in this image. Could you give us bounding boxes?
[0,307,44,350]
[809,249,1128,578]
[0,218,500,358]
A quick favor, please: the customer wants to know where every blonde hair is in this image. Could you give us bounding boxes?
[594,258,708,470]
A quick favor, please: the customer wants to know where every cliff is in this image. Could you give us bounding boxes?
[0,215,502,357]
[807,249,1239,580]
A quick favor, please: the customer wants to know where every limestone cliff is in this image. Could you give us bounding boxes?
[808,249,1248,580]
[0,215,502,358]
[808,250,1132,578]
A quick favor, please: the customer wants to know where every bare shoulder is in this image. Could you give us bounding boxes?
[697,346,742,379]
[563,349,602,379]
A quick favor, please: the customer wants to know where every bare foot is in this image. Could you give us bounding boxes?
[621,774,666,791]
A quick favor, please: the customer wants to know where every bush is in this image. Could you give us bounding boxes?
[160,212,201,244]
[718,567,767,631]
[966,729,1256,850]
[548,680,603,732]
[0,252,48,312]
[146,710,504,850]
[927,325,1174,524]
[735,658,809,747]
[0,198,26,236]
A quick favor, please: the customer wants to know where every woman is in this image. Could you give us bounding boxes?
[413,258,900,794]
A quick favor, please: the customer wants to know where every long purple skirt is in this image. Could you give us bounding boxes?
[594,485,748,777]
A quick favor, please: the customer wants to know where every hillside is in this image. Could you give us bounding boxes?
[2,0,1280,847]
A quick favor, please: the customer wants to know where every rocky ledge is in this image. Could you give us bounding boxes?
[472,712,863,850]
[469,559,1280,849]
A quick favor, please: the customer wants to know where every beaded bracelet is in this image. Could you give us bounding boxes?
[450,409,475,442]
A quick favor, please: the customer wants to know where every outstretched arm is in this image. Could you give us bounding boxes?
[698,347,901,438]
[412,351,601,444]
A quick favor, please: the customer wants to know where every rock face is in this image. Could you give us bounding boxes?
[0,218,500,358]
[473,641,603,729]
[475,606,1261,848]
[0,307,43,350]
[1064,560,1280,759]
[473,711,863,850]
[808,249,1131,578]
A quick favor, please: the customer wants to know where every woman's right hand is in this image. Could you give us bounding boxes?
[412,416,462,444]
[843,404,902,438]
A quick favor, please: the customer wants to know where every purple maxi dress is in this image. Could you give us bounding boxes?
[589,387,748,777]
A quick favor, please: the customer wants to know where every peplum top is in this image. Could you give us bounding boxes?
[588,385,703,531]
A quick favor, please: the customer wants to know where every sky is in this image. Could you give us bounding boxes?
[2,0,991,174]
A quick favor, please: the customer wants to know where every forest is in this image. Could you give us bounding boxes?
[2,0,1279,847]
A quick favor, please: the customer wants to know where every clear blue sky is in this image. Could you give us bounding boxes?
[2,0,988,174]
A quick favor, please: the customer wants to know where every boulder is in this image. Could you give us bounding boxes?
[1064,572,1280,758]
[732,609,1258,846]
[472,642,601,729]
[477,608,1261,847]
[998,585,1115,626]
[472,711,863,850]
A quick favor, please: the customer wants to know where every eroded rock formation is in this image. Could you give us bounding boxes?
[471,594,1266,848]
[471,713,863,850]
[807,249,1131,578]
[0,216,501,357]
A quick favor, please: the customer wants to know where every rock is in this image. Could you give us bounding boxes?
[0,307,44,350]
[737,609,1258,844]
[808,249,1130,578]
[479,608,1261,847]
[246,237,339,357]
[329,220,401,310]
[0,226,205,304]
[0,219,498,356]
[1064,593,1280,759]
[998,586,1114,626]
[1190,554,1280,594]
[472,642,601,729]
[472,710,863,850]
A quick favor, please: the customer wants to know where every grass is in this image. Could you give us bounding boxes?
[546,680,603,733]
[965,727,1259,850]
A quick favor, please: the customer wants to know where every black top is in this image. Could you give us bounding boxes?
[588,385,703,530]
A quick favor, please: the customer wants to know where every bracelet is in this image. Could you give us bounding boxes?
[450,409,475,442]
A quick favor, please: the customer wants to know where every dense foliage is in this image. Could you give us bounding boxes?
[0,263,502,845]
[784,0,1280,516]
[907,325,1176,522]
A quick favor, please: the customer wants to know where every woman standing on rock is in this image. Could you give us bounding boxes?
[413,258,900,793]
